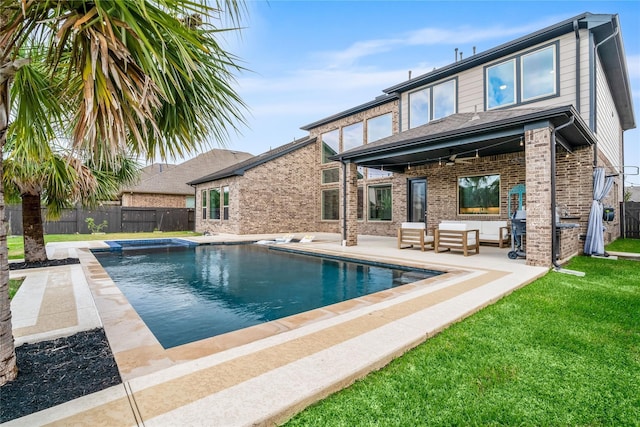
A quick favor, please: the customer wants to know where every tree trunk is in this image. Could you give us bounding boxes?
[22,193,48,263]
[0,78,18,385]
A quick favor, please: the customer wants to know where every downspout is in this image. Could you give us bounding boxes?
[573,20,580,112]
[341,158,347,245]
[551,116,575,270]
[591,25,619,167]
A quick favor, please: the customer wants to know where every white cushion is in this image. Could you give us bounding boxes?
[401,222,426,229]
[439,222,467,231]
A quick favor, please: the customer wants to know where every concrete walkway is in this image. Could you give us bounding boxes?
[6,234,550,426]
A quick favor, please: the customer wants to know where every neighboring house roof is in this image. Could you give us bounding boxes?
[333,105,594,172]
[122,149,253,196]
[188,136,317,185]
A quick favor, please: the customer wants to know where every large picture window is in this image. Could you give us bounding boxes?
[486,43,558,110]
[458,175,500,215]
[321,129,340,163]
[209,188,220,220]
[322,189,339,220]
[368,185,392,221]
[367,113,392,143]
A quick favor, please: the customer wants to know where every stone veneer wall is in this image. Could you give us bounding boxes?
[121,193,188,208]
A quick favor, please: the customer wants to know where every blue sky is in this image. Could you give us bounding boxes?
[204,0,640,186]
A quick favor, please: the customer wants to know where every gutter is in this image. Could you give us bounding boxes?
[573,20,581,112]
[340,158,347,245]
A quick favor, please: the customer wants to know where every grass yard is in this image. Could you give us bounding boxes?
[7,231,200,260]
[285,254,640,426]
[9,278,24,300]
[606,238,640,253]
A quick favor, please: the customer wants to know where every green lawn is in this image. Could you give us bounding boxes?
[7,231,200,260]
[606,238,640,253]
[285,254,640,426]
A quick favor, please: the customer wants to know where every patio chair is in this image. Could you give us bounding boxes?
[434,222,479,256]
[397,222,434,251]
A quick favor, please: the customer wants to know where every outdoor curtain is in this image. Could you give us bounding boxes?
[584,167,613,256]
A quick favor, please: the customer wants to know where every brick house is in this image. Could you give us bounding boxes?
[190,12,635,268]
[119,149,252,208]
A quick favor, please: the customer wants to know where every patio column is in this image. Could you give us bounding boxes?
[524,124,553,267]
[342,162,358,246]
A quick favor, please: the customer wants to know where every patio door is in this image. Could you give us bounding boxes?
[408,178,427,223]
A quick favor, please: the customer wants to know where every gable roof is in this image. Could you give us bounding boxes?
[333,105,595,172]
[188,136,317,185]
[122,149,253,196]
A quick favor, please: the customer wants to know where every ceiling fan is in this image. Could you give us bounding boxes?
[445,153,475,166]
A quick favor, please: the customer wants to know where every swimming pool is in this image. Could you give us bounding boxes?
[94,244,441,348]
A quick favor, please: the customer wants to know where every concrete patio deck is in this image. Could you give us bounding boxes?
[6,233,549,426]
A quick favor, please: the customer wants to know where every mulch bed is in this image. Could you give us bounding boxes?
[9,258,80,270]
[0,328,122,423]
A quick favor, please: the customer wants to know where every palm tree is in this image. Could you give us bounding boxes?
[4,144,139,263]
[0,0,247,385]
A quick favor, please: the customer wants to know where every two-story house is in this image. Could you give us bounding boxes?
[189,12,635,268]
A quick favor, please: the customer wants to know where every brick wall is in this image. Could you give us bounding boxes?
[121,193,189,208]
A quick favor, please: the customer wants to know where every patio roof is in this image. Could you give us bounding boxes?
[331,105,595,172]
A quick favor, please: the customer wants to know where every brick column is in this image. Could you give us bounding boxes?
[524,125,553,267]
[342,162,358,246]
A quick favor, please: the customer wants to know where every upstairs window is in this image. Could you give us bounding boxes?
[486,43,558,110]
[321,129,340,163]
[367,113,392,143]
[522,45,556,101]
[487,59,516,109]
[408,79,456,129]
[343,122,363,152]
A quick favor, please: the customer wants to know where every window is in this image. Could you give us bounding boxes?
[458,174,500,215]
[209,188,220,219]
[321,129,340,163]
[368,185,392,221]
[486,44,558,110]
[322,168,340,184]
[409,88,429,128]
[367,168,393,179]
[367,113,392,143]
[357,187,364,220]
[322,189,340,220]
[343,122,363,152]
[522,45,556,101]
[201,190,207,219]
[433,80,456,119]
[186,196,195,209]
[486,59,516,109]
[222,186,229,220]
[408,79,457,128]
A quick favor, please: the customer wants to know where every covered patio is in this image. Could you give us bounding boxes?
[334,105,596,267]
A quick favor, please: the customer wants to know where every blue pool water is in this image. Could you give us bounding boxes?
[94,244,440,348]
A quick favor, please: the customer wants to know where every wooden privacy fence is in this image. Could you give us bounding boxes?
[623,201,640,239]
[6,206,195,235]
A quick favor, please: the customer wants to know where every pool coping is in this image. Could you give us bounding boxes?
[80,242,466,381]
[8,234,550,426]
